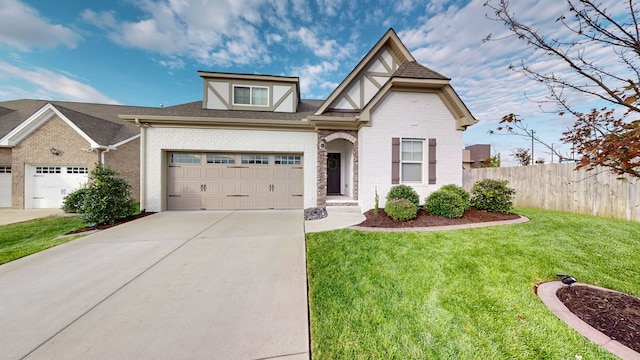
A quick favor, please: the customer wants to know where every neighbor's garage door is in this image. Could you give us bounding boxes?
[167,153,303,210]
[0,166,11,207]
[26,165,89,209]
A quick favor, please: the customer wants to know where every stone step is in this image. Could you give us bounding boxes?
[326,205,362,214]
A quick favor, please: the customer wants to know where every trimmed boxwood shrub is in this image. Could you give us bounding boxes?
[62,187,89,213]
[439,184,471,210]
[384,198,418,221]
[424,189,466,218]
[386,184,420,206]
[470,178,516,213]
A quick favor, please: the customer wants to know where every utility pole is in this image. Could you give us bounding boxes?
[530,130,535,163]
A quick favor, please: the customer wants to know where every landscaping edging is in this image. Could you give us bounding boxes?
[537,281,640,360]
[349,215,529,232]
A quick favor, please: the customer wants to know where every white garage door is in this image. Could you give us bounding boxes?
[26,165,89,209]
[167,153,303,210]
[0,166,11,207]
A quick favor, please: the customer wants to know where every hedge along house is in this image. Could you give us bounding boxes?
[0,100,158,209]
[121,29,478,213]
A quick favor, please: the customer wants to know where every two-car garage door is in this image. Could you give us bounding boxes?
[167,152,303,210]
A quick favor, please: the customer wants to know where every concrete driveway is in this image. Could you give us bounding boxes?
[0,210,309,360]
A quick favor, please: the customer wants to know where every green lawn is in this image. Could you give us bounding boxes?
[0,216,87,265]
[306,208,640,359]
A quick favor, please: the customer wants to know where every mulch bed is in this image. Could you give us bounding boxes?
[557,286,640,353]
[64,212,156,235]
[356,207,521,228]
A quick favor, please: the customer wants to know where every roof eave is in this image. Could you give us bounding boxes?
[121,115,314,131]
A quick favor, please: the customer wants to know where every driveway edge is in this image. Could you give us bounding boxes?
[537,281,640,360]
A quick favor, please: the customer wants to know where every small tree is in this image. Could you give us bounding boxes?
[79,164,137,225]
[483,152,501,168]
[484,0,640,178]
[511,148,531,166]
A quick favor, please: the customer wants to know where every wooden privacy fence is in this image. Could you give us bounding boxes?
[463,163,640,222]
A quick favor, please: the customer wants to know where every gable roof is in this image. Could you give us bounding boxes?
[0,100,161,147]
[392,61,449,80]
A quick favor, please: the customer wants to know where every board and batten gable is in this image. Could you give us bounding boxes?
[199,72,300,113]
[328,46,403,111]
[358,91,463,211]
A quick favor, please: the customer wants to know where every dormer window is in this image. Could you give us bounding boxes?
[233,85,268,106]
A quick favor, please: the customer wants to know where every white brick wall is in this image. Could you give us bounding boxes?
[144,127,317,212]
[359,91,463,211]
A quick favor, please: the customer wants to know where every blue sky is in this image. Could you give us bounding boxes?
[0,0,629,165]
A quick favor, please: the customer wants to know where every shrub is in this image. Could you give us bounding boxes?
[424,190,466,218]
[62,187,89,213]
[78,164,137,225]
[439,184,471,210]
[384,198,418,221]
[386,184,419,206]
[470,178,516,213]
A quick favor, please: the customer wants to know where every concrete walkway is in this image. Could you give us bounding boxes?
[0,210,309,360]
[0,208,65,226]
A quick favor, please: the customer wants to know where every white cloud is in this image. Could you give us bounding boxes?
[289,60,340,98]
[0,0,81,50]
[0,61,119,104]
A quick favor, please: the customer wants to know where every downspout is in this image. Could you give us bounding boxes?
[100,147,113,164]
[135,118,147,212]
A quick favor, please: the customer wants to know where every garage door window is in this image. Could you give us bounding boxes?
[67,167,88,174]
[0,166,10,173]
[207,154,235,164]
[171,153,201,164]
[36,166,61,174]
[241,155,269,164]
[275,155,301,165]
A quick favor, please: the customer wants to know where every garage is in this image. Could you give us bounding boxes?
[167,152,303,210]
[25,165,89,209]
[0,166,11,207]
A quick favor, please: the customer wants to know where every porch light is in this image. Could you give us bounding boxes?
[49,147,59,156]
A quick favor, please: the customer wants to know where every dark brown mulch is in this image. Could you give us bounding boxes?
[557,286,640,353]
[356,207,521,228]
[64,212,156,235]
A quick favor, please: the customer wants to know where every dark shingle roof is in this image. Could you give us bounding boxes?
[393,61,450,81]
[0,100,161,145]
[150,100,323,121]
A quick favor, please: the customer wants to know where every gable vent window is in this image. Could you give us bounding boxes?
[233,85,268,106]
[401,139,423,182]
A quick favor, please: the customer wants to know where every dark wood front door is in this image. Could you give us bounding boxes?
[327,153,341,194]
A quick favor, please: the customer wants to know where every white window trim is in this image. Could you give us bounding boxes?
[401,138,424,183]
[232,85,270,107]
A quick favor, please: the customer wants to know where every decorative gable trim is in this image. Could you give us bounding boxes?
[0,103,100,148]
[315,28,414,115]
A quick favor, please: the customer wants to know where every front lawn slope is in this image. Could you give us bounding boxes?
[306,208,640,359]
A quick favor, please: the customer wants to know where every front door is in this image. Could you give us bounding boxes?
[327,153,341,195]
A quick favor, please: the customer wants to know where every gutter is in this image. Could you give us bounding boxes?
[135,119,148,211]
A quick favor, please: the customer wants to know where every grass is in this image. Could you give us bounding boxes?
[306,207,640,359]
[0,216,87,265]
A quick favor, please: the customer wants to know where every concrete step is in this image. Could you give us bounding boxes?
[326,205,362,214]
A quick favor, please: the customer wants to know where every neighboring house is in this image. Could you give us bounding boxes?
[0,100,156,209]
[120,28,478,213]
[463,144,491,169]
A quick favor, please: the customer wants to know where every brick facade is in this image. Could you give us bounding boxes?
[0,148,11,165]
[11,116,100,209]
[104,138,141,202]
[358,91,463,211]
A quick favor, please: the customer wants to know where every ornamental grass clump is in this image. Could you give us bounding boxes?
[386,184,419,207]
[439,184,471,210]
[384,198,418,221]
[424,189,466,218]
[471,178,516,213]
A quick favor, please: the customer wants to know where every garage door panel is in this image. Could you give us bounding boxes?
[167,152,303,210]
